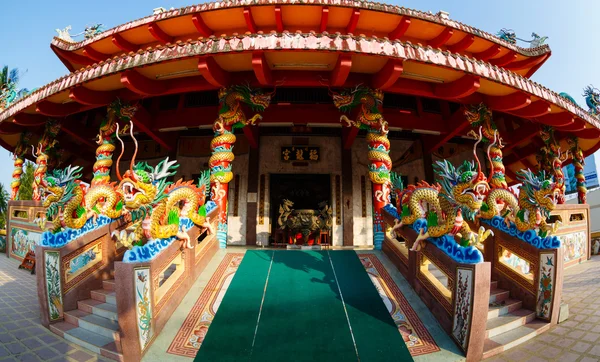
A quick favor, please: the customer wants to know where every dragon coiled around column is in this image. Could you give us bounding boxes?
[33,120,61,201]
[568,136,587,204]
[464,103,519,224]
[113,123,214,249]
[41,166,89,232]
[391,128,492,250]
[92,100,135,185]
[538,126,568,204]
[10,132,32,200]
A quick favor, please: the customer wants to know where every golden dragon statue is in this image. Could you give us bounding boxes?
[112,122,214,249]
[391,128,492,251]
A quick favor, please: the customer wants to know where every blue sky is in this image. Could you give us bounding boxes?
[0,0,598,189]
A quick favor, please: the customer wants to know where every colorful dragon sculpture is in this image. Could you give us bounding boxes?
[33,120,61,201]
[511,169,561,237]
[391,128,492,250]
[464,103,518,224]
[583,85,600,115]
[41,165,89,232]
[330,84,391,249]
[537,126,568,204]
[210,84,274,247]
[113,123,214,249]
[10,132,31,200]
[92,100,135,185]
[568,136,587,204]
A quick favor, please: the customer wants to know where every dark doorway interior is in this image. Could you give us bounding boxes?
[269,173,331,241]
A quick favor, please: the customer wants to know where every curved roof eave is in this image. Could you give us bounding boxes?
[3,33,588,129]
[50,0,551,59]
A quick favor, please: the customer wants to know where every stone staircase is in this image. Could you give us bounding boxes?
[49,279,123,361]
[483,281,551,359]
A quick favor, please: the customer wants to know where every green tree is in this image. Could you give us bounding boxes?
[17,161,35,201]
[0,184,8,229]
[0,66,30,100]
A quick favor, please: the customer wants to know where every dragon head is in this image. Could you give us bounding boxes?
[220,84,274,112]
[42,165,83,218]
[115,121,178,210]
[435,127,489,220]
[517,169,559,215]
[330,85,383,113]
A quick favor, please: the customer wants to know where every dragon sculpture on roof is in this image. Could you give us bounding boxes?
[391,128,492,250]
[583,85,600,115]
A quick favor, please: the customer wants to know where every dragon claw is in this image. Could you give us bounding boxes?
[411,228,428,252]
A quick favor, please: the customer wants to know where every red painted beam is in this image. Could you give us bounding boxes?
[243,125,260,148]
[275,6,284,33]
[503,123,540,151]
[319,7,329,33]
[573,127,600,139]
[584,138,600,158]
[252,52,272,85]
[447,35,474,53]
[346,9,360,33]
[60,124,96,149]
[342,126,359,150]
[484,92,531,111]
[372,59,403,90]
[556,118,586,132]
[524,52,551,78]
[112,34,139,53]
[434,75,480,99]
[388,16,411,40]
[191,14,213,37]
[148,22,173,44]
[504,54,549,71]
[243,7,257,33]
[0,122,25,134]
[423,107,469,153]
[131,106,174,151]
[510,100,551,118]
[51,45,95,67]
[489,51,517,67]
[69,86,119,106]
[536,112,574,127]
[121,70,167,96]
[198,57,230,87]
[36,101,84,117]
[387,78,434,98]
[12,114,47,127]
[83,46,108,63]
[472,45,501,61]
[330,54,352,87]
[429,27,454,48]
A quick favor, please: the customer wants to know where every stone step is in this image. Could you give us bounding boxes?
[103,279,116,291]
[78,299,118,321]
[489,288,510,304]
[91,289,117,305]
[64,309,120,340]
[486,309,536,338]
[490,280,498,290]
[483,320,551,359]
[488,298,523,320]
[49,322,123,362]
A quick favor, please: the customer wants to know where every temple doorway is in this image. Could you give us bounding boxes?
[269,174,332,245]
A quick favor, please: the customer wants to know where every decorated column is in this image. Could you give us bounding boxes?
[210,85,274,248]
[537,126,567,204]
[92,100,136,186]
[33,120,61,201]
[331,86,391,249]
[10,132,31,200]
[568,136,587,204]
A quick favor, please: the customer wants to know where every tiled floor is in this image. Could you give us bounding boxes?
[0,255,111,362]
[487,256,600,362]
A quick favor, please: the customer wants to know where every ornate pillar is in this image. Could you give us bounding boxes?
[210,85,274,248]
[331,86,391,249]
[92,100,136,186]
[568,136,587,204]
[538,126,567,204]
[10,132,31,200]
[33,120,61,201]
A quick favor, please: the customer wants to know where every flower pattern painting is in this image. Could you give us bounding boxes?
[536,253,555,320]
[44,251,63,321]
[135,267,153,352]
[452,268,473,351]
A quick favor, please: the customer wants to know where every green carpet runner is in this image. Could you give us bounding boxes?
[195,250,413,362]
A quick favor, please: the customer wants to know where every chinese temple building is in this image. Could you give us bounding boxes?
[0,1,596,361]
